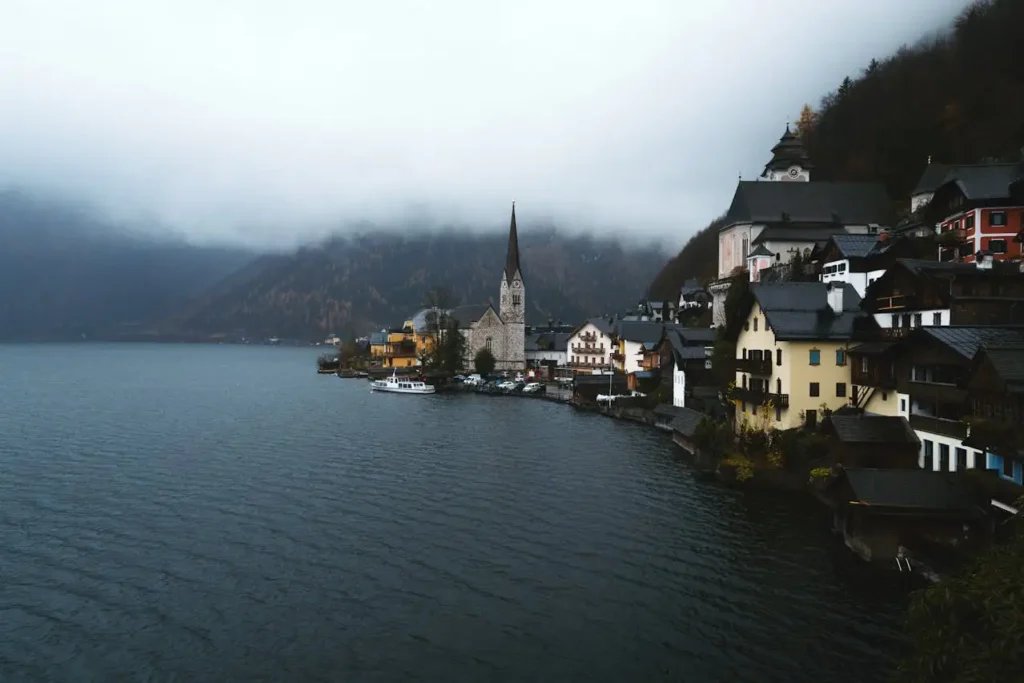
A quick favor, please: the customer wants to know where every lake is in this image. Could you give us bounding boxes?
[0,344,905,682]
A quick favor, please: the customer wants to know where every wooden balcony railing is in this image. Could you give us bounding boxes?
[732,387,790,408]
[735,357,773,375]
[906,381,968,405]
[851,367,896,389]
[572,345,606,354]
[909,414,968,440]
[881,326,912,340]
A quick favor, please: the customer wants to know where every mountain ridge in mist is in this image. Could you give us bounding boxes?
[0,192,663,341]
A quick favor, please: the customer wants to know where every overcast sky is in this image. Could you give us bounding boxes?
[1,0,970,249]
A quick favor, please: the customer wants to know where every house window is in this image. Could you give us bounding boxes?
[939,444,950,471]
[852,385,859,402]
[753,317,758,331]
[966,214,975,230]
[836,382,846,398]
[955,447,967,471]
[989,238,1007,254]
[973,451,986,469]
[485,337,493,351]
[809,349,820,366]
[900,398,907,412]
[991,211,1007,227]
[891,314,899,328]
[923,440,934,470]
[914,313,922,327]
[932,312,941,326]
[776,349,782,366]
[836,350,846,366]
[741,237,749,260]
[809,382,820,397]
[744,320,750,331]
[860,357,868,372]
[882,392,888,401]
[1003,456,1014,478]
[805,409,817,429]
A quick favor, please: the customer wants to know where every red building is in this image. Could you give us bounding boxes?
[921,162,1024,263]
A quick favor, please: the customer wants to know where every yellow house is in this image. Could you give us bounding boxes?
[734,281,862,432]
[383,320,420,368]
[369,331,388,360]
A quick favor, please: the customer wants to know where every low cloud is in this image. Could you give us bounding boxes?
[0,0,970,249]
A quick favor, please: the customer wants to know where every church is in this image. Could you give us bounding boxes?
[446,204,526,371]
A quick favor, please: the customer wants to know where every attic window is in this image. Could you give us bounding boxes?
[753,317,759,331]
[809,349,821,366]
[991,211,1007,227]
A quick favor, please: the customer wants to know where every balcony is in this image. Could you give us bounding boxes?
[572,345,606,354]
[873,293,919,312]
[909,414,968,440]
[578,333,598,342]
[851,367,896,389]
[906,381,968,405]
[735,357,772,375]
[880,326,912,340]
[937,227,968,246]
[732,387,790,408]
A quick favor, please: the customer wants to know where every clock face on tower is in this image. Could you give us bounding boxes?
[512,280,521,289]
[787,166,800,178]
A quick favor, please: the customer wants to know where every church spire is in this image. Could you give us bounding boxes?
[504,201,522,284]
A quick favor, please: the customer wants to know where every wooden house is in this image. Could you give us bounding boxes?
[822,414,920,469]
[826,468,989,564]
[963,343,1024,485]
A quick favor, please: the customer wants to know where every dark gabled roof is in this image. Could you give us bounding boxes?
[669,407,705,438]
[747,243,774,258]
[826,234,884,260]
[750,282,864,341]
[722,181,894,228]
[842,468,981,513]
[676,346,708,360]
[752,223,849,245]
[524,333,541,352]
[830,415,920,445]
[911,162,952,195]
[920,326,1024,359]
[504,202,522,284]
[528,331,571,353]
[977,343,1024,393]
[574,317,615,336]
[898,258,976,276]
[848,340,895,356]
[448,304,493,328]
[616,320,664,344]
[676,327,718,344]
[934,163,1024,202]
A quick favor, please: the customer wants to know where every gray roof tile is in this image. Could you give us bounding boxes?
[828,234,884,259]
[911,163,952,195]
[842,468,981,512]
[669,407,705,438]
[723,181,894,228]
[616,321,665,344]
[830,415,919,445]
[937,163,1024,201]
[751,282,864,341]
[921,326,1024,359]
[753,223,850,244]
[448,304,492,328]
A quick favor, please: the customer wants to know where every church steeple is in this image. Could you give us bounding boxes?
[761,125,813,181]
[504,201,522,285]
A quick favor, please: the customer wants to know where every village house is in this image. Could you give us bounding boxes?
[851,326,1024,474]
[709,127,894,326]
[614,321,664,374]
[821,414,921,469]
[859,257,1024,336]
[525,331,570,377]
[963,342,1024,485]
[824,468,989,565]
[652,325,716,408]
[567,317,615,371]
[369,330,387,360]
[733,281,867,432]
[814,233,928,298]
[382,320,420,368]
[919,161,1024,263]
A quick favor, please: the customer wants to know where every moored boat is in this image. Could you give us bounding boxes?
[370,370,435,395]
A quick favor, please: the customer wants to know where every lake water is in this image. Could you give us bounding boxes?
[0,344,905,682]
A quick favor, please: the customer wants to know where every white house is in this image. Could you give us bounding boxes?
[567,318,615,370]
[525,331,569,367]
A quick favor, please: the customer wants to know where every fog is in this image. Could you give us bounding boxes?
[1,0,970,249]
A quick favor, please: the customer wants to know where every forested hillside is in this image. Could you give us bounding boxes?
[649,0,1024,299]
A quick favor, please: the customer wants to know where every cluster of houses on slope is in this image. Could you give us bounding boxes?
[676,128,1024,568]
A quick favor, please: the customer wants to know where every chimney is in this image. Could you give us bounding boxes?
[827,282,844,314]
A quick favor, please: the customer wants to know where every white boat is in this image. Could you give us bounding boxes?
[370,371,436,395]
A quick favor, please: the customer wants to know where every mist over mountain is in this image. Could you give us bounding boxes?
[0,192,663,341]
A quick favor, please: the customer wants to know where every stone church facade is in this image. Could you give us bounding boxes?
[454,204,526,372]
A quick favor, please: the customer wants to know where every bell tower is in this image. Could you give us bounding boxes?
[499,202,525,368]
[761,124,813,182]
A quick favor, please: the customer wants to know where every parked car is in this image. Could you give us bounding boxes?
[522,382,544,394]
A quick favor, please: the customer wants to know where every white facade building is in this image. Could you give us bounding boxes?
[567,319,615,369]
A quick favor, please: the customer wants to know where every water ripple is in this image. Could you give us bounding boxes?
[0,343,906,682]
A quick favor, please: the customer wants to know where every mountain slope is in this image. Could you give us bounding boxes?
[167,230,665,339]
[0,191,252,340]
